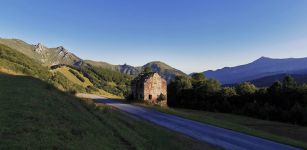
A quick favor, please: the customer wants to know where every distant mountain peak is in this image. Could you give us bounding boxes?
[203,56,307,84]
[34,43,47,54]
[252,56,273,63]
[259,56,270,59]
[257,56,271,60]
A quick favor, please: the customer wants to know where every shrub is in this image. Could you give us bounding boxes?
[157,93,166,101]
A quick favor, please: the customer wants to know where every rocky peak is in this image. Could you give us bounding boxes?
[34,43,47,53]
[57,46,69,57]
[57,46,67,52]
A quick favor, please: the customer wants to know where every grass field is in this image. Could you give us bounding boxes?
[134,103,307,149]
[0,74,217,150]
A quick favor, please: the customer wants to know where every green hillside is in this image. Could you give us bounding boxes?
[0,43,49,79]
[70,64,133,97]
[0,42,129,97]
[0,38,80,66]
[142,61,187,82]
[0,74,214,150]
[0,38,188,97]
[84,60,187,82]
[0,38,188,83]
[52,66,122,98]
[84,60,118,70]
[0,43,85,93]
[53,66,93,87]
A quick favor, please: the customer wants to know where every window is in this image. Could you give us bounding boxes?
[149,95,152,100]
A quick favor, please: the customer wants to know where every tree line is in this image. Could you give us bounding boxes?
[168,73,307,126]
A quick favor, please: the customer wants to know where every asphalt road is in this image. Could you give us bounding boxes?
[79,94,301,150]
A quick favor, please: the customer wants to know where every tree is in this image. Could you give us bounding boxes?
[268,81,282,95]
[290,103,304,124]
[174,76,193,90]
[191,73,206,81]
[167,76,192,106]
[282,76,297,90]
[236,82,257,95]
[191,73,206,89]
[143,67,152,73]
[197,79,221,95]
[222,87,237,97]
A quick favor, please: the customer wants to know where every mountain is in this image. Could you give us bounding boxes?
[84,60,187,82]
[224,73,307,87]
[0,38,186,82]
[0,42,130,97]
[142,61,187,82]
[203,56,307,84]
[0,38,81,66]
[0,43,88,93]
[83,60,141,76]
[249,74,307,87]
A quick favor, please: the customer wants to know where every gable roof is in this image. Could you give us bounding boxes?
[132,72,157,84]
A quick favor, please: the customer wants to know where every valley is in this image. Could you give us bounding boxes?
[1,37,307,149]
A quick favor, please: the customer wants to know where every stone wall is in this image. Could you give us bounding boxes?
[143,73,167,103]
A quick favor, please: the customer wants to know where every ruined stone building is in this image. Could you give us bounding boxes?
[131,72,167,103]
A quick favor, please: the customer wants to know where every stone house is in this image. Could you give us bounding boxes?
[131,72,167,103]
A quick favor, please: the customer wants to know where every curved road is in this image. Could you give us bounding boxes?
[79,94,301,150]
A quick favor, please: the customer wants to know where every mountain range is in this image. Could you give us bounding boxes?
[203,56,307,85]
[2,37,307,86]
[0,38,187,82]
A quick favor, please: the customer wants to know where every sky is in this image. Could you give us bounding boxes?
[0,0,307,73]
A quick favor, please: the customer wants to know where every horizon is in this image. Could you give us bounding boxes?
[1,0,307,73]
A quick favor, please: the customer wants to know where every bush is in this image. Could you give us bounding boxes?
[157,93,166,101]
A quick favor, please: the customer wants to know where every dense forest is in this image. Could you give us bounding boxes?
[168,73,307,126]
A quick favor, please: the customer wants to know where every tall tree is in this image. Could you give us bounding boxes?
[167,76,192,106]
[191,73,206,88]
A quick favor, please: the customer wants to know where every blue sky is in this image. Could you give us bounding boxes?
[0,0,307,73]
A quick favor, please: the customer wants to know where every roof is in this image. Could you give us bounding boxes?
[132,72,156,84]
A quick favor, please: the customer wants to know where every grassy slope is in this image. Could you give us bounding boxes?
[53,66,121,99]
[54,66,92,87]
[0,42,121,98]
[0,43,87,93]
[0,74,216,150]
[84,60,118,70]
[0,38,80,66]
[0,38,36,59]
[135,103,307,149]
[143,61,187,76]
[0,43,49,80]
